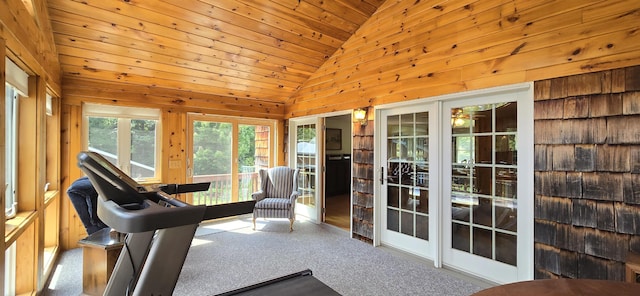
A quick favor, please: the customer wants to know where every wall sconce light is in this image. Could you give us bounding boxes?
[353,108,368,126]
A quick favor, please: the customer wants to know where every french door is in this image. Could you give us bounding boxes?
[378,83,533,284]
[441,87,534,284]
[380,105,438,259]
[186,114,275,205]
[289,118,322,222]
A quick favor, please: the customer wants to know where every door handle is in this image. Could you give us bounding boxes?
[380,167,384,185]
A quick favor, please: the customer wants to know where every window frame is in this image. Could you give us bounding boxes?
[4,85,18,219]
[4,54,29,220]
[82,103,162,183]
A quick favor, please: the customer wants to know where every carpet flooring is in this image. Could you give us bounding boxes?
[44,215,487,296]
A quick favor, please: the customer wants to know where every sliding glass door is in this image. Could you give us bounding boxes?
[187,114,275,205]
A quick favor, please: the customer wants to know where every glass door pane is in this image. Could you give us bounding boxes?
[296,123,317,208]
[386,112,430,240]
[450,102,518,266]
[191,121,233,205]
[380,105,436,260]
[237,124,270,202]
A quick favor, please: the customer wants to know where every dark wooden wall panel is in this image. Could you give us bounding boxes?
[534,65,640,281]
[352,107,374,242]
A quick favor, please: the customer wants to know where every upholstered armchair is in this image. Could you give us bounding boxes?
[251,166,300,231]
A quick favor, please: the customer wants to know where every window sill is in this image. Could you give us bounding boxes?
[5,210,37,247]
[44,190,60,206]
[43,245,60,276]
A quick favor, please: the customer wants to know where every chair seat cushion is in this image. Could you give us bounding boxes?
[254,198,291,210]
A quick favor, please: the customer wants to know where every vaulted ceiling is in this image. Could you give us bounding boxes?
[47,0,385,106]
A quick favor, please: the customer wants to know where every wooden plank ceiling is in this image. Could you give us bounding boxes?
[47,0,385,107]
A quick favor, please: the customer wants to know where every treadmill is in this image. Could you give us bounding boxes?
[77,151,340,296]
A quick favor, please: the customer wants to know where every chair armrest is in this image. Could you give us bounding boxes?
[252,190,266,201]
[289,191,299,203]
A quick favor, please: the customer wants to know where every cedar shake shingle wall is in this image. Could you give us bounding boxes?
[534,65,640,281]
[352,107,374,242]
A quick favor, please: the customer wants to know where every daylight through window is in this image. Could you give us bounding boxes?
[83,104,161,181]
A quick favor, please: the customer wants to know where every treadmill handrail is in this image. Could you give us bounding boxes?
[97,196,206,233]
[78,151,207,233]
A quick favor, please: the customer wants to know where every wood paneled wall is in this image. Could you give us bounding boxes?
[0,38,6,295]
[533,65,640,281]
[0,0,61,94]
[59,103,287,247]
[285,0,640,118]
[59,105,191,248]
[1,0,62,293]
[62,78,285,120]
[59,104,85,249]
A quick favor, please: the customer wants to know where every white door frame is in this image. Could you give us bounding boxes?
[289,110,353,225]
[289,117,323,222]
[374,82,534,283]
[377,104,440,261]
[441,85,534,284]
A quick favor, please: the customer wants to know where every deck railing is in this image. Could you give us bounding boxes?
[192,172,259,205]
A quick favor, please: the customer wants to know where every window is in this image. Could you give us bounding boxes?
[83,104,161,182]
[4,57,28,220]
[4,57,29,295]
